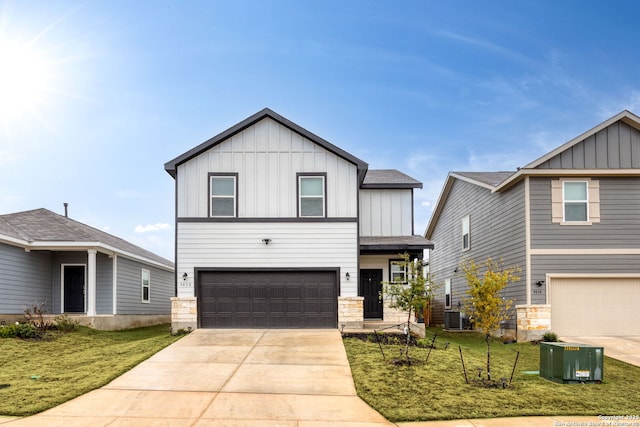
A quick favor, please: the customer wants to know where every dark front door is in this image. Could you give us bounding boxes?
[64,265,85,313]
[360,269,383,319]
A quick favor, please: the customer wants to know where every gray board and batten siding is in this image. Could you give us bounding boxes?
[0,243,52,314]
[428,178,527,325]
[533,121,640,170]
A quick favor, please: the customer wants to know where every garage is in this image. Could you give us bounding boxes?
[197,270,338,328]
[549,277,640,336]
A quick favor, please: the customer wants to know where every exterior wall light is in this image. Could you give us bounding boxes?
[182,273,188,281]
[262,238,272,245]
[345,272,350,280]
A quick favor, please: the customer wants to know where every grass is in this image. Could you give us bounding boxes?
[0,324,182,416]
[343,327,640,422]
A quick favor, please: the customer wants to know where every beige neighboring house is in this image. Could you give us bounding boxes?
[164,108,433,332]
[0,208,174,330]
[426,110,640,341]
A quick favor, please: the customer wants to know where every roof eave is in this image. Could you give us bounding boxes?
[164,108,369,181]
[360,183,423,189]
[1,239,174,271]
[360,242,434,252]
[425,172,504,239]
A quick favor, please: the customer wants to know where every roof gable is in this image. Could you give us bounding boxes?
[425,110,640,239]
[164,108,369,182]
[525,110,640,170]
[0,209,173,269]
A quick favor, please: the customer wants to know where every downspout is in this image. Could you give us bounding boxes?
[525,176,531,305]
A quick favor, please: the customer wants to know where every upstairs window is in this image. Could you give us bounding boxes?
[461,215,470,251]
[551,178,600,225]
[141,269,150,303]
[210,174,237,217]
[563,181,588,222]
[298,175,326,217]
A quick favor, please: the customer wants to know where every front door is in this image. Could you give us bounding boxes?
[63,265,85,313]
[360,269,383,319]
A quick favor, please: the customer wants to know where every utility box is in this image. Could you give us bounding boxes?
[444,311,461,329]
[540,342,604,384]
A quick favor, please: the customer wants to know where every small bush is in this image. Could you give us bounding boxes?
[0,323,19,338]
[542,331,559,342]
[16,323,38,339]
[54,314,80,332]
[0,322,39,339]
[24,301,52,331]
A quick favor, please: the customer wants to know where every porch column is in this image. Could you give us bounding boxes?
[87,249,97,316]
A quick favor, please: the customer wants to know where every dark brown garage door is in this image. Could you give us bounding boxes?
[198,270,338,328]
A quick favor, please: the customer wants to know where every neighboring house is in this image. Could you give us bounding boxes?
[164,108,432,331]
[425,110,640,341]
[0,208,174,329]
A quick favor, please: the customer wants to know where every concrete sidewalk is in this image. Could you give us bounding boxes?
[4,329,394,426]
[398,416,610,426]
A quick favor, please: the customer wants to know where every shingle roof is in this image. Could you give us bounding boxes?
[360,235,434,250]
[452,171,514,188]
[0,209,173,269]
[362,169,423,189]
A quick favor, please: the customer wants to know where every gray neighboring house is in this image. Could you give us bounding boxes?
[164,108,433,332]
[426,110,640,341]
[0,208,174,330]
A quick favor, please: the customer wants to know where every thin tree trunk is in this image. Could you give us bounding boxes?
[404,308,412,360]
[486,334,491,381]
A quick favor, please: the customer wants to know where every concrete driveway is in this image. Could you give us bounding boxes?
[560,336,640,367]
[6,329,394,426]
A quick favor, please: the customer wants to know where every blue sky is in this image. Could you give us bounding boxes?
[2,0,640,261]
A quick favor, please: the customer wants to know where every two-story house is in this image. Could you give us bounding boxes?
[425,110,640,341]
[164,108,432,331]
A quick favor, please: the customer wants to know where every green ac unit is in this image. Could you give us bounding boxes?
[540,342,603,384]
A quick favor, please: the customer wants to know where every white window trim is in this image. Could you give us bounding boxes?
[444,278,452,309]
[461,215,470,252]
[209,174,237,217]
[562,180,589,223]
[390,260,408,284]
[298,175,326,218]
[141,268,150,303]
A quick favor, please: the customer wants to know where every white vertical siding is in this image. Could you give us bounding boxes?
[177,117,358,218]
[176,222,358,298]
[359,189,413,236]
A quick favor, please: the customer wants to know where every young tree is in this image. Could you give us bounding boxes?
[461,258,520,382]
[383,252,437,360]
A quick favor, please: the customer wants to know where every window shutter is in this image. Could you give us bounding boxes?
[551,180,563,223]
[588,180,600,223]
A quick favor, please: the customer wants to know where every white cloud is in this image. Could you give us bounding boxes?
[135,223,171,233]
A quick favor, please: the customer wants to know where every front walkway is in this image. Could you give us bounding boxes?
[4,329,393,426]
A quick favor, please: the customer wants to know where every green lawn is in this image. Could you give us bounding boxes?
[343,328,640,422]
[0,324,182,416]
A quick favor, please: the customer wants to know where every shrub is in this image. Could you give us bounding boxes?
[542,331,559,342]
[24,301,51,331]
[54,314,80,332]
[0,322,39,339]
[0,323,19,338]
